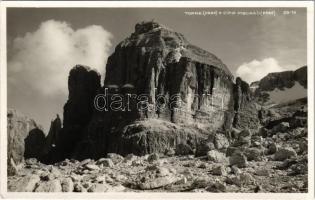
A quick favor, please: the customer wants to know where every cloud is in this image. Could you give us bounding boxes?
[235,58,286,83]
[8,20,113,96]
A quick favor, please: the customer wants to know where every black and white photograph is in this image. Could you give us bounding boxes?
[0,1,314,198]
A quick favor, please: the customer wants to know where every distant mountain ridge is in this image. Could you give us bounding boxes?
[250,66,307,105]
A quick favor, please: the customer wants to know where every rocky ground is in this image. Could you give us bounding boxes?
[8,97,308,193]
[8,116,307,193]
[7,151,307,193]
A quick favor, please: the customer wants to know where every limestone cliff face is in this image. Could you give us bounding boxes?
[56,65,101,160]
[7,109,46,174]
[74,21,239,158]
[104,21,234,130]
[233,78,260,130]
[41,115,62,162]
[63,65,101,128]
[46,115,61,147]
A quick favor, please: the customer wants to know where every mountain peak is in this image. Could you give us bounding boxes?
[120,21,233,78]
[134,20,170,34]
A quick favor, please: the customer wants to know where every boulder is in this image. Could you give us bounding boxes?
[233,128,252,147]
[226,146,241,157]
[61,177,74,192]
[298,140,308,154]
[290,163,307,175]
[274,147,297,161]
[139,176,178,190]
[212,165,227,176]
[268,142,278,154]
[229,151,247,168]
[49,166,62,177]
[80,158,92,166]
[147,153,160,163]
[85,164,100,171]
[87,184,109,192]
[239,172,255,186]
[8,174,40,192]
[164,148,176,157]
[244,148,263,161]
[213,134,230,150]
[107,184,126,192]
[175,143,194,155]
[138,166,178,189]
[207,150,228,163]
[35,179,62,192]
[191,177,211,188]
[70,174,82,182]
[272,122,290,133]
[198,162,208,169]
[258,127,268,138]
[40,171,55,181]
[231,166,242,175]
[255,169,270,177]
[206,182,227,192]
[226,172,254,187]
[106,153,124,164]
[124,154,139,162]
[106,119,209,156]
[251,135,263,147]
[96,158,114,168]
[73,183,86,192]
[195,140,215,157]
[25,158,38,166]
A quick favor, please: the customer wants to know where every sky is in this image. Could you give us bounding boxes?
[7,7,307,132]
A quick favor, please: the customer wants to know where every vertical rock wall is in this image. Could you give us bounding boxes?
[233,77,260,130]
[103,21,235,131]
[55,65,101,160]
[7,109,46,174]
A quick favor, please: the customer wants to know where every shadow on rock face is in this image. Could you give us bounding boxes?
[24,128,46,160]
[72,139,98,161]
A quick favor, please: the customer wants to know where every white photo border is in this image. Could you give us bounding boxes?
[0,1,314,200]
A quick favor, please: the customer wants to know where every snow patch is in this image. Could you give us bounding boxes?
[265,82,307,104]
